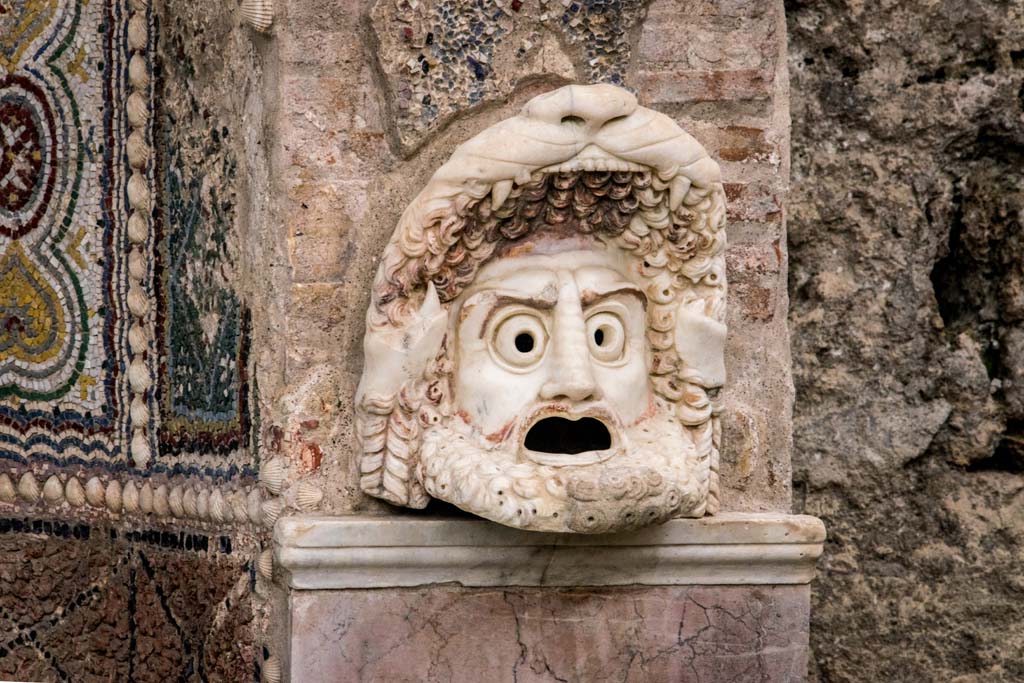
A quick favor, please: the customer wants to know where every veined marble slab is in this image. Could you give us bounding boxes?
[274,512,825,589]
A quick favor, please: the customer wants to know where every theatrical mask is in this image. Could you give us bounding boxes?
[356,84,729,532]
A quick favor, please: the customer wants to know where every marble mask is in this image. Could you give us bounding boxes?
[356,84,729,532]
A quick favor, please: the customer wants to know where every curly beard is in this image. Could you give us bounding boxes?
[417,400,709,533]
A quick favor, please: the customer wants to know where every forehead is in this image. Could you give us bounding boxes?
[465,248,637,297]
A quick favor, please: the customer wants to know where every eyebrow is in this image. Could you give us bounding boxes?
[474,291,559,338]
[580,286,647,308]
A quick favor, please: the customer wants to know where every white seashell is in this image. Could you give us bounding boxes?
[127,130,149,170]
[42,475,64,504]
[127,285,150,320]
[128,327,148,358]
[241,0,274,33]
[139,482,154,514]
[247,488,262,523]
[257,548,274,580]
[168,486,185,518]
[131,431,151,469]
[261,498,284,528]
[230,492,249,522]
[259,459,286,496]
[127,212,149,246]
[127,173,150,213]
[85,477,105,507]
[128,53,150,89]
[65,477,86,507]
[128,247,147,282]
[127,92,148,129]
[127,12,148,50]
[126,375,147,402]
[196,488,210,519]
[106,480,123,513]
[261,655,282,683]
[154,484,170,516]
[0,474,15,503]
[182,487,199,518]
[294,481,323,511]
[128,356,151,392]
[18,472,40,502]
[209,489,228,523]
[123,481,140,512]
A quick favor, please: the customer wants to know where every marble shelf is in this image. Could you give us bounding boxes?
[274,512,825,589]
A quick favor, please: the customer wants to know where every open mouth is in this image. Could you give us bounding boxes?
[521,414,617,466]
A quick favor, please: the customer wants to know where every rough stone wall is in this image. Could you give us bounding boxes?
[0,0,269,679]
[263,0,795,517]
[786,1,1024,680]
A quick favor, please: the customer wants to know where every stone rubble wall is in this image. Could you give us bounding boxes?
[787,0,1024,680]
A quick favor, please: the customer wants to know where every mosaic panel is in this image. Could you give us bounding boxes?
[150,4,254,473]
[0,0,132,465]
[0,517,260,682]
[0,0,255,480]
[152,123,252,464]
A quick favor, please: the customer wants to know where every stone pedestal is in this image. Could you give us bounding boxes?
[274,513,824,682]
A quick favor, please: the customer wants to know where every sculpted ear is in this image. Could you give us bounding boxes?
[674,303,727,388]
[357,283,447,403]
[356,284,446,509]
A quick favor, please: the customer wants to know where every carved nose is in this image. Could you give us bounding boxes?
[540,353,600,402]
[540,278,601,403]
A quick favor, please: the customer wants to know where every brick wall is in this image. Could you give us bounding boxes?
[258,0,794,513]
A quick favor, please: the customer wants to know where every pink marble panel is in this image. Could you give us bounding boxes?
[288,585,810,682]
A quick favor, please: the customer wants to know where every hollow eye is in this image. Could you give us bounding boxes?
[586,311,626,362]
[493,313,547,368]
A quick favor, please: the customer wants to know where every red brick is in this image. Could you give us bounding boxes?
[717,125,772,161]
[730,282,776,321]
[724,182,783,223]
[636,69,772,105]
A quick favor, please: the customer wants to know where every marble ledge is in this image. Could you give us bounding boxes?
[273,512,825,590]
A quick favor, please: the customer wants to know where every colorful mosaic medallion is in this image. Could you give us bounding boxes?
[0,0,254,479]
[1,0,131,464]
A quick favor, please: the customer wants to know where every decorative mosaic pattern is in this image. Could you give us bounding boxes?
[0,517,260,682]
[0,2,267,677]
[152,124,252,463]
[1,0,132,465]
[151,6,254,471]
[373,0,652,152]
[0,0,255,481]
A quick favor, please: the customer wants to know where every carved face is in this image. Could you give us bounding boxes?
[452,248,650,462]
[413,242,706,532]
